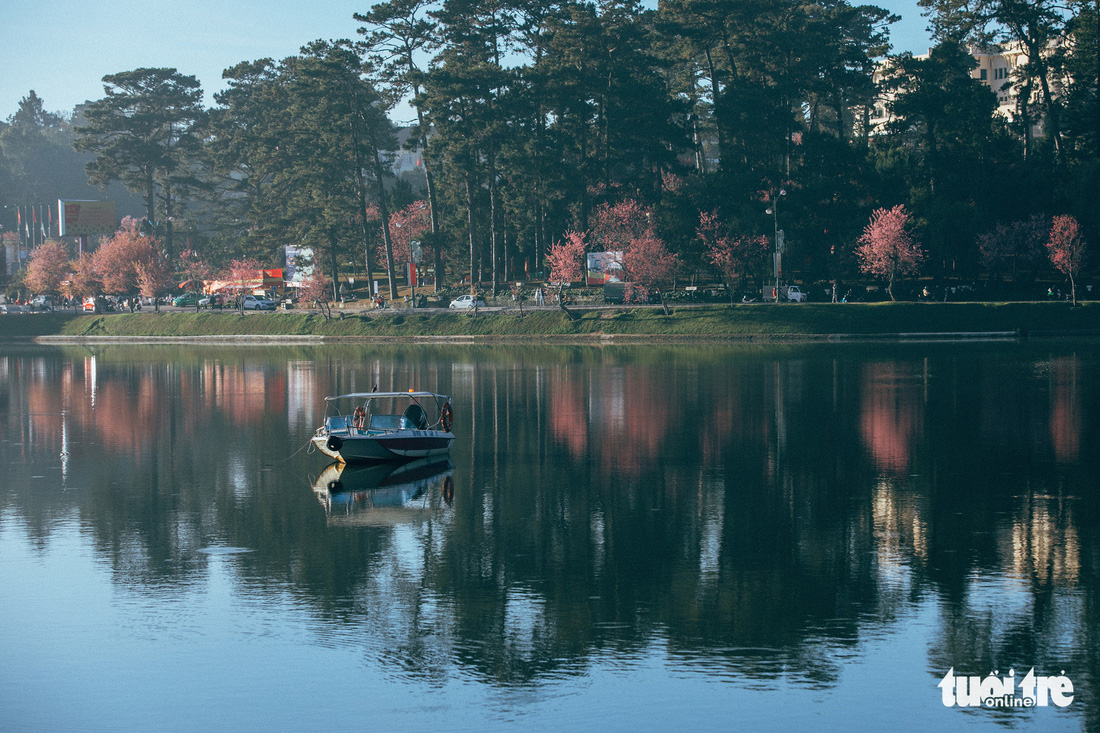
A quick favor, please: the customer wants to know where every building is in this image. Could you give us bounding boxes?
[868,41,1058,136]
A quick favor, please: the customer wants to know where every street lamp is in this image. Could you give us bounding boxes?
[765,189,786,302]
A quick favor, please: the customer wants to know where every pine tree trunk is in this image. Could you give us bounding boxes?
[466,175,477,292]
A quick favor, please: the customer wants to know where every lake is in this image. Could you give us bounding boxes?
[0,341,1096,731]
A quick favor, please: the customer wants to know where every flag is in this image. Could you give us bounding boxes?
[39,207,46,238]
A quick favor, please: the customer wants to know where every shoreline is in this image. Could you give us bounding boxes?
[3,303,1100,345]
[17,329,1099,345]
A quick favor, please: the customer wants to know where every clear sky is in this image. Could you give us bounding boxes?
[0,0,933,124]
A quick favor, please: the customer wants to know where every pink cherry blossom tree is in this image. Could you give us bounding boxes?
[178,249,212,313]
[590,200,652,251]
[136,250,172,312]
[379,200,432,273]
[299,272,333,319]
[1047,215,1087,305]
[546,230,587,319]
[225,257,263,314]
[94,217,168,311]
[23,240,72,299]
[66,254,102,309]
[621,233,680,315]
[697,211,770,305]
[855,205,924,301]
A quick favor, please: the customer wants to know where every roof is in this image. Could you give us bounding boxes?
[325,391,449,401]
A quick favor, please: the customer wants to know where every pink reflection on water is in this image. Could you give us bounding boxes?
[1048,356,1080,464]
[859,362,923,474]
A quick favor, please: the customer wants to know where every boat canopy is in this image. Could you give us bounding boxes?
[324,392,449,402]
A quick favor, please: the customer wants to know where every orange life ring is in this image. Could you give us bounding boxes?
[440,402,453,432]
[352,406,366,430]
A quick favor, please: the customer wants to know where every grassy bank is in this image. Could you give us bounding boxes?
[4,302,1100,341]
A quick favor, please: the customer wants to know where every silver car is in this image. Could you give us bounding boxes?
[242,295,276,311]
[448,294,486,309]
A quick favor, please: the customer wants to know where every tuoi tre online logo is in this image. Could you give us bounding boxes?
[939,668,1074,708]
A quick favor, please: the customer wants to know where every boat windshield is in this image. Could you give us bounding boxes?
[324,392,448,431]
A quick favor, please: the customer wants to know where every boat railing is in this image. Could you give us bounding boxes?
[324,413,432,435]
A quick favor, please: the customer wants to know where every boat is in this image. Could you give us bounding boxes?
[311,457,455,526]
[311,391,454,463]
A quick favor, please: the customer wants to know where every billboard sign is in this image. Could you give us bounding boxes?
[586,251,623,286]
[58,200,115,236]
[285,245,315,285]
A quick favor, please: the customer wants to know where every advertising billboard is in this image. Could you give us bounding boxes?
[285,245,315,285]
[58,200,116,236]
[586,251,623,286]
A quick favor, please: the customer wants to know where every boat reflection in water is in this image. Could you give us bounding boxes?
[311,457,455,527]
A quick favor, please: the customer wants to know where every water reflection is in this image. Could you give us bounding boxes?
[0,342,1097,728]
[312,458,455,526]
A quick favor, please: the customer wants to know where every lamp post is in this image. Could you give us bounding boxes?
[765,189,786,302]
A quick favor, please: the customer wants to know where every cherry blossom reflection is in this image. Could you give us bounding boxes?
[859,362,924,474]
[1048,356,1081,464]
[549,371,588,455]
[12,356,293,459]
[547,365,676,476]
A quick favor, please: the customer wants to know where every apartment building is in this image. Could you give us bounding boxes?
[868,42,1052,135]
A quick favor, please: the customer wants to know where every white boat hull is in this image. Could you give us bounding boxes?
[313,430,454,463]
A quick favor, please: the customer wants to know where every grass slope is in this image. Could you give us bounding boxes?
[3,302,1099,340]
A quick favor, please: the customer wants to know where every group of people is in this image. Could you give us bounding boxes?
[509,287,551,305]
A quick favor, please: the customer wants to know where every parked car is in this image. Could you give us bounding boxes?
[30,295,54,311]
[449,294,487,310]
[242,294,276,311]
[785,285,807,303]
[173,292,199,308]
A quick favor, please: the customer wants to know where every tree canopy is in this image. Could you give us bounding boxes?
[73,68,206,259]
[3,0,1098,300]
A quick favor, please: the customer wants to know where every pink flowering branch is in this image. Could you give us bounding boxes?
[546,230,587,319]
[299,272,333,319]
[622,233,680,315]
[1047,215,1087,305]
[698,210,769,305]
[855,205,924,301]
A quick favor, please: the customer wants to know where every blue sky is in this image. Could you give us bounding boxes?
[1,0,932,124]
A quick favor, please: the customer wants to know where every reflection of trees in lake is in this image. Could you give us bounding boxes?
[550,370,587,455]
[1,344,1098,708]
[859,361,924,474]
[1048,356,1081,464]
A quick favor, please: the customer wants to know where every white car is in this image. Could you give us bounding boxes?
[449,294,486,310]
[242,295,276,310]
[785,286,807,303]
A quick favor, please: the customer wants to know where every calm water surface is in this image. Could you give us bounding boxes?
[0,342,1097,731]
